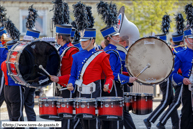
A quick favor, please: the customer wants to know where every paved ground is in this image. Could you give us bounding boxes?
[0,97,182,129]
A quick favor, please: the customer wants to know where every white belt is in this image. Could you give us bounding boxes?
[77,82,96,94]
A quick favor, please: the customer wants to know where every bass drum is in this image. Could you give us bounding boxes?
[126,37,174,85]
[6,40,60,88]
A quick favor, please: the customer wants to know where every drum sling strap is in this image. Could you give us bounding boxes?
[55,46,78,94]
[105,49,123,97]
[75,51,103,96]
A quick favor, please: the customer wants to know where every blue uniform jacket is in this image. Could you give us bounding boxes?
[0,43,8,69]
[173,45,185,55]
[117,50,127,72]
[68,48,96,87]
[170,47,193,86]
[104,44,130,84]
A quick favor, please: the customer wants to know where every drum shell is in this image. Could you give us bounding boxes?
[6,41,60,88]
[57,99,74,119]
[132,93,153,115]
[124,92,133,111]
[75,98,96,120]
[97,97,123,121]
[39,97,61,120]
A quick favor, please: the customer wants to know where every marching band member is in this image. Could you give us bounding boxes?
[23,6,39,128]
[118,37,136,129]
[2,19,24,127]
[67,3,114,128]
[154,13,186,129]
[170,4,193,129]
[144,14,179,129]
[50,1,79,129]
[67,28,114,129]
[50,23,79,129]
[0,27,7,107]
[100,26,137,129]
[97,2,137,129]
[171,27,193,129]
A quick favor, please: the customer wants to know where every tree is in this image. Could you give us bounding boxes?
[116,0,179,37]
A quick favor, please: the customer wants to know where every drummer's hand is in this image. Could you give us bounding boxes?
[67,83,74,91]
[129,77,138,83]
[183,78,191,85]
[50,76,59,83]
[103,84,109,92]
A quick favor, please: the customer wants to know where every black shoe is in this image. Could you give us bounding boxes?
[156,123,165,129]
[143,119,151,129]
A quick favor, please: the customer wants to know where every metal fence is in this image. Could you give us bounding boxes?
[130,82,157,97]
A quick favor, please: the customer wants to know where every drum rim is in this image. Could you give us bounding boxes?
[74,98,96,102]
[126,37,174,86]
[96,97,124,101]
[58,98,74,102]
[39,96,62,101]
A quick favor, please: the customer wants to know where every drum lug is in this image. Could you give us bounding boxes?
[111,102,113,108]
[67,103,69,108]
[119,101,122,107]
[95,102,97,108]
[146,96,147,101]
[101,102,103,108]
[76,102,79,108]
[45,103,49,107]
[134,96,136,101]
[87,103,89,108]
[52,102,54,107]
[39,102,42,107]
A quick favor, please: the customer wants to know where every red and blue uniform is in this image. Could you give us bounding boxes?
[57,42,79,87]
[68,47,114,95]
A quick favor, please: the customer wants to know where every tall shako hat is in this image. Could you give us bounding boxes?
[0,5,7,38]
[5,19,20,50]
[71,21,80,44]
[156,14,171,42]
[26,5,40,38]
[73,2,95,42]
[97,1,118,38]
[52,0,72,35]
[0,5,7,29]
[184,3,193,38]
[172,13,184,43]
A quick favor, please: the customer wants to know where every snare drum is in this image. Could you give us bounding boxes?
[124,92,133,111]
[74,98,97,120]
[97,97,124,121]
[6,41,60,88]
[57,98,74,119]
[132,93,153,115]
[39,97,62,120]
[126,37,174,85]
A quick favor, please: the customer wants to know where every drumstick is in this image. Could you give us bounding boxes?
[59,88,69,91]
[39,65,51,77]
[136,63,151,77]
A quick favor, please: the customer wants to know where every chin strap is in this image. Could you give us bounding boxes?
[109,35,119,43]
[83,38,93,50]
[185,37,193,45]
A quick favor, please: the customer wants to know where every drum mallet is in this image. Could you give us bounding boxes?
[136,63,151,77]
[39,65,51,77]
[59,87,69,91]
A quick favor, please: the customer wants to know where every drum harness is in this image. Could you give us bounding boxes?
[105,49,123,97]
[75,50,103,98]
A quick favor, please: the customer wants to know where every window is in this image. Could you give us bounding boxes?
[20,10,47,36]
